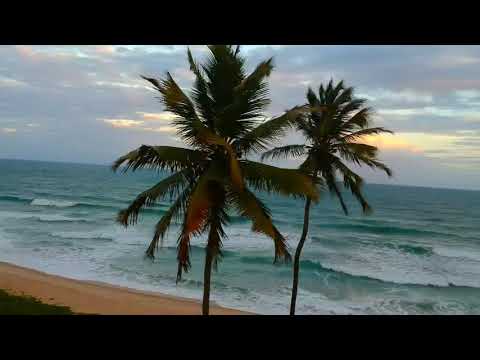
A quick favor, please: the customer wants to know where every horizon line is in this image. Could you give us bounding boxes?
[1,157,478,193]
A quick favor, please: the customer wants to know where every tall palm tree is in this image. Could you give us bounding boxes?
[262,80,393,315]
[112,45,319,315]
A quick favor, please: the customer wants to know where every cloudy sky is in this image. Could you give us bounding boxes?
[1,45,479,190]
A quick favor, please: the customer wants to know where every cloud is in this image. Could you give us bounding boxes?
[14,45,37,59]
[102,119,145,128]
[142,126,176,133]
[378,106,480,118]
[455,89,480,100]
[359,89,433,104]
[1,44,480,189]
[101,113,176,133]
[362,134,422,153]
[136,112,178,121]
[94,46,116,56]
[0,76,29,88]
[1,127,16,133]
[94,81,148,89]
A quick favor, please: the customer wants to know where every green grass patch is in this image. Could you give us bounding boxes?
[0,289,75,315]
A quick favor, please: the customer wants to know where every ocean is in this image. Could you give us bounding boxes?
[1,158,480,314]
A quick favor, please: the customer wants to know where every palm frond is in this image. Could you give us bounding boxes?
[204,183,229,271]
[332,85,352,106]
[335,142,379,161]
[187,48,216,128]
[175,164,228,280]
[334,143,392,177]
[342,127,394,142]
[331,158,372,214]
[203,45,245,110]
[338,108,373,132]
[298,153,319,175]
[112,145,206,173]
[322,167,349,215]
[142,73,211,148]
[235,105,308,154]
[145,185,193,258]
[261,144,307,161]
[362,158,392,177]
[234,58,273,95]
[335,98,368,121]
[117,170,189,227]
[175,174,212,281]
[241,160,320,200]
[227,187,291,263]
[229,148,244,191]
[306,87,319,106]
[214,58,273,138]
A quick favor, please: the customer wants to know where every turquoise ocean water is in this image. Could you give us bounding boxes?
[1,158,480,314]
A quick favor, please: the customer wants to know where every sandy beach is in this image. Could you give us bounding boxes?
[0,262,250,315]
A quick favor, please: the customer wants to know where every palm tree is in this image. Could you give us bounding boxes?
[112,45,319,315]
[262,80,393,315]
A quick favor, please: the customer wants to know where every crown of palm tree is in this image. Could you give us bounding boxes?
[113,45,319,281]
[262,79,393,214]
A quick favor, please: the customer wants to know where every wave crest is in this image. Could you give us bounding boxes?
[50,231,114,242]
[31,198,78,208]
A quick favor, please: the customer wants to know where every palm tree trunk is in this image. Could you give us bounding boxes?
[290,197,312,315]
[202,247,213,315]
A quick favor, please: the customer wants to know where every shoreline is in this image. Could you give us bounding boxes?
[0,261,252,315]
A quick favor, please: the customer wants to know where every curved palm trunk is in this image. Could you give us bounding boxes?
[290,197,312,315]
[202,247,213,315]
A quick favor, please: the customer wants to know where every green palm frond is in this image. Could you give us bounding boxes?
[306,87,319,106]
[175,179,210,281]
[203,45,246,110]
[335,98,368,122]
[145,185,193,259]
[112,145,206,173]
[342,127,394,142]
[175,164,227,280]
[142,73,197,121]
[261,144,307,161]
[187,48,216,128]
[227,187,291,263]
[336,145,392,176]
[331,157,371,214]
[117,170,190,227]
[216,58,273,138]
[142,73,212,148]
[295,117,316,139]
[321,167,349,215]
[234,58,273,95]
[335,142,379,161]
[363,158,392,177]
[235,105,308,154]
[241,160,320,200]
[338,108,373,132]
[204,183,229,271]
[298,153,323,176]
[206,214,225,271]
[335,158,373,215]
[332,84,352,107]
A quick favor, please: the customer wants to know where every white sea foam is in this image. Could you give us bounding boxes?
[51,231,113,241]
[31,198,78,207]
[433,246,480,262]
[0,211,87,223]
[38,214,82,222]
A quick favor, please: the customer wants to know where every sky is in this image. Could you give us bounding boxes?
[0,45,479,190]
